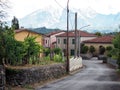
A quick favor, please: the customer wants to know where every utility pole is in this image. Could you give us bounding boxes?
[74,12,77,58]
[66,0,69,73]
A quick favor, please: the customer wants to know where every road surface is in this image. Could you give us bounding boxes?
[36,58,120,90]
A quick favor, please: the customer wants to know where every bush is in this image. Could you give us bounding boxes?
[53,47,62,55]
[43,56,50,61]
[53,54,63,62]
[81,45,89,54]
[99,46,105,55]
[106,46,113,51]
[89,45,96,54]
[44,48,50,56]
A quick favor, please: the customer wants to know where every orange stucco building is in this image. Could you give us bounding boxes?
[15,29,44,46]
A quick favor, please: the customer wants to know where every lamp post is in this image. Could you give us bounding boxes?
[78,25,90,57]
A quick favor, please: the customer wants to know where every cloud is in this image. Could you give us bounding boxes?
[10,0,120,18]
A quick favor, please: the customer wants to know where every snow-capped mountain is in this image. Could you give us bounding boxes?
[19,7,120,33]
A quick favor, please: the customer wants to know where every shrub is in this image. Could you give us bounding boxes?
[99,46,105,55]
[89,45,96,54]
[53,54,63,62]
[106,46,113,51]
[44,48,50,56]
[53,47,62,55]
[81,45,89,54]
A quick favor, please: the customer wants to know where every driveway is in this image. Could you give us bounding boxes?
[36,58,120,90]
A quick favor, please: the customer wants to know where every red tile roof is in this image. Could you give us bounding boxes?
[83,35,114,43]
[56,30,96,37]
[46,31,65,37]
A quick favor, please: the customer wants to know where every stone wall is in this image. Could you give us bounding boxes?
[6,63,66,86]
[0,65,5,90]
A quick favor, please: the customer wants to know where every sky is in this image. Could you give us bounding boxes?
[9,0,120,19]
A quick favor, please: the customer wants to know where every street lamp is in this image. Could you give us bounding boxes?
[78,25,90,57]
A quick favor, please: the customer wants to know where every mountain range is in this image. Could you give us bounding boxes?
[19,7,120,33]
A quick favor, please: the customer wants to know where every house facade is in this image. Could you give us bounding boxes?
[56,30,97,56]
[83,35,114,56]
[44,31,65,48]
[15,29,44,46]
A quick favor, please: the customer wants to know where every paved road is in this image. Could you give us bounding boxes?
[36,58,120,90]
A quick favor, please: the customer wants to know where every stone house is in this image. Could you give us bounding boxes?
[56,30,97,56]
[83,35,114,56]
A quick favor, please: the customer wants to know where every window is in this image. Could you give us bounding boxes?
[72,39,75,44]
[71,49,75,56]
[63,39,66,44]
[63,49,66,56]
[46,40,47,44]
[58,39,60,44]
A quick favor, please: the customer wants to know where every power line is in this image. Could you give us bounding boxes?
[54,0,74,14]
[54,0,74,30]
[54,0,65,9]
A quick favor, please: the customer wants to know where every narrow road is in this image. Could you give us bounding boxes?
[36,58,120,90]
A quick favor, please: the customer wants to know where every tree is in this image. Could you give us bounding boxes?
[0,23,17,65]
[11,16,19,29]
[0,23,27,65]
[23,36,42,64]
[95,32,102,37]
[89,45,96,55]
[112,33,120,69]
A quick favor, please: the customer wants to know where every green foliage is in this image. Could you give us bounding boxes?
[81,45,89,54]
[106,46,113,51]
[44,48,50,56]
[23,36,42,64]
[89,45,96,54]
[112,32,120,69]
[112,33,120,49]
[0,23,43,66]
[95,32,102,36]
[106,46,113,57]
[11,16,19,29]
[99,46,105,55]
[43,56,51,61]
[53,47,62,55]
[53,54,63,62]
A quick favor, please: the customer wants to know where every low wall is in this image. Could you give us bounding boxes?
[0,65,5,90]
[69,57,83,72]
[107,58,118,67]
[6,63,66,86]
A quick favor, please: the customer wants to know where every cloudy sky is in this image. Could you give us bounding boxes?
[10,0,120,19]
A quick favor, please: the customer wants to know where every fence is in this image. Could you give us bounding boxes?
[69,57,83,72]
[107,58,118,67]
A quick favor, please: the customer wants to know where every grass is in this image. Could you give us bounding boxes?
[6,59,58,69]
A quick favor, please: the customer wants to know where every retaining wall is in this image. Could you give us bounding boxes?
[6,63,66,86]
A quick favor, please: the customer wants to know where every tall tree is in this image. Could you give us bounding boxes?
[11,16,19,29]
